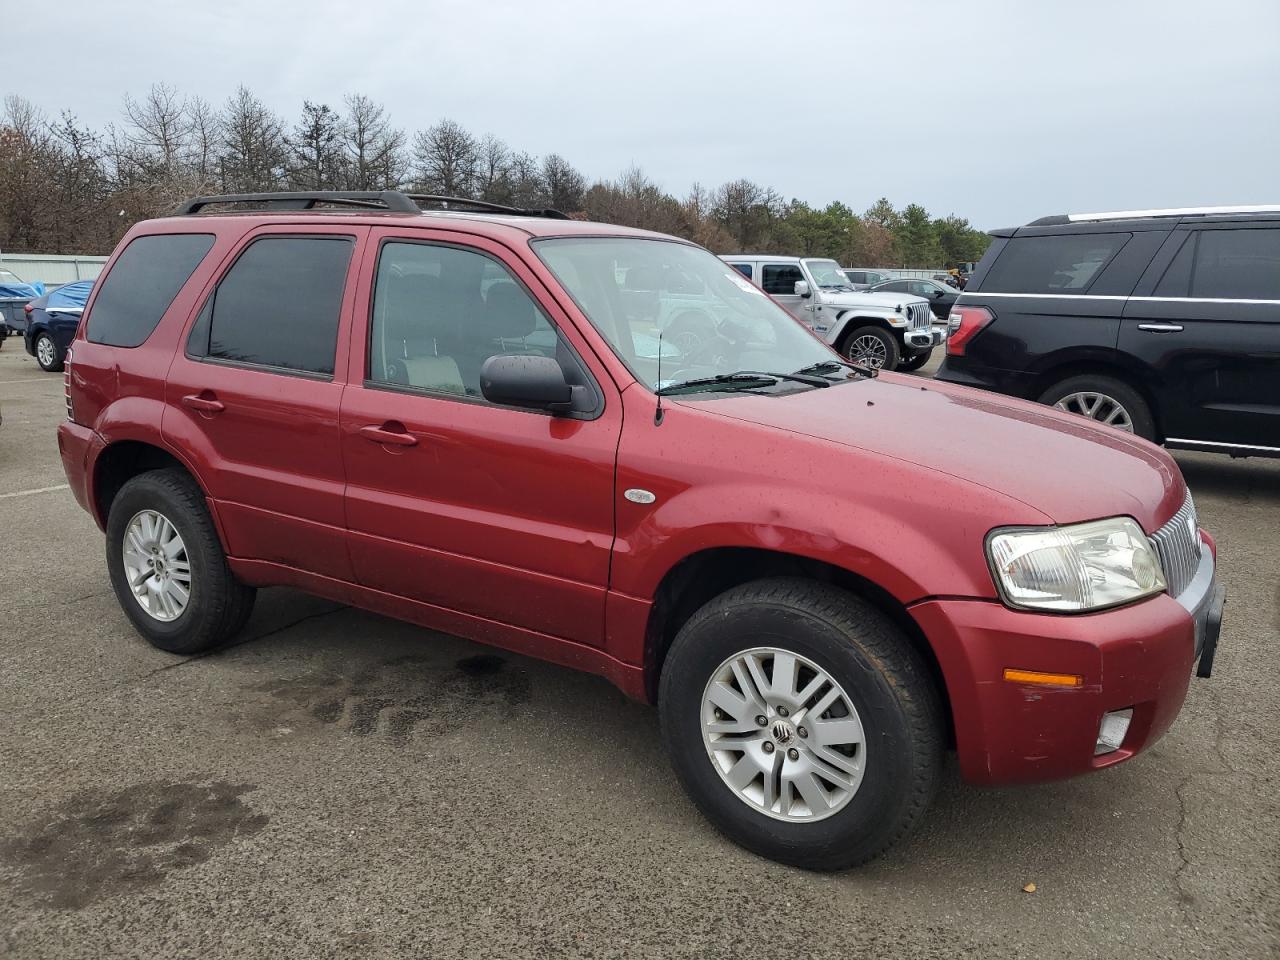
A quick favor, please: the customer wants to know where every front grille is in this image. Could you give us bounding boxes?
[1150,493,1202,597]
[907,302,931,329]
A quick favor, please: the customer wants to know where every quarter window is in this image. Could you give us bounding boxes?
[982,233,1131,294]
[87,234,214,347]
[1191,229,1280,300]
[728,262,753,279]
[369,242,577,403]
[761,264,804,295]
[193,237,352,376]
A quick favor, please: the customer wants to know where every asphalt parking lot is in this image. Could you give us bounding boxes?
[0,344,1276,960]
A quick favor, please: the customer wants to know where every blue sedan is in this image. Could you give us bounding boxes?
[25,280,93,372]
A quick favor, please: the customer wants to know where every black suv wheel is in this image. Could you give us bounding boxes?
[1039,374,1156,441]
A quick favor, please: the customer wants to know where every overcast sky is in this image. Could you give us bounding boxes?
[13,0,1279,228]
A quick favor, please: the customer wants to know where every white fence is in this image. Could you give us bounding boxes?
[0,254,109,286]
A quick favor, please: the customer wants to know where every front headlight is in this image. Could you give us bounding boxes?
[986,517,1166,612]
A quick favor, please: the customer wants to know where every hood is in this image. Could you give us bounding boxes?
[687,374,1185,531]
[819,290,929,311]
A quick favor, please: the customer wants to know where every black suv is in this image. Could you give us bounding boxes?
[936,206,1280,457]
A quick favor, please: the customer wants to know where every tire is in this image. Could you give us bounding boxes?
[1038,374,1156,441]
[105,469,256,654]
[34,332,64,372]
[897,348,932,372]
[840,325,900,371]
[659,577,944,870]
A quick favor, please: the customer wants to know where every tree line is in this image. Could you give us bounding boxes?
[0,84,990,267]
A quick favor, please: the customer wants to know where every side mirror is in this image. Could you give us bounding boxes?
[934,288,945,297]
[794,280,811,298]
[480,354,575,413]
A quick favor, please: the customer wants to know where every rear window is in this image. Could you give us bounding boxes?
[982,233,1130,294]
[86,234,214,347]
[188,236,353,376]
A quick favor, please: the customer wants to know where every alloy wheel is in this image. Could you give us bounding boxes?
[847,334,888,369]
[701,647,866,822]
[122,509,192,622]
[1052,391,1134,432]
[36,336,56,368]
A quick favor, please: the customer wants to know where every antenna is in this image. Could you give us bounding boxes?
[654,328,665,426]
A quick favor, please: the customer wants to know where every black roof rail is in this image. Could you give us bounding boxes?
[171,190,572,220]
[172,191,421,216]
[405,194,571,220]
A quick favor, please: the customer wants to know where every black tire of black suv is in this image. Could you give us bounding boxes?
[898,348,932,372]
[105,469,256,655]
[1039,374,1156,441]
[840,325,901,371]
[34,332,64,372]
[658,577,944,871]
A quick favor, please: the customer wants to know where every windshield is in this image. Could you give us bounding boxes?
[0,270,23,283]
[534,238,840,392]
[803,259,853,289]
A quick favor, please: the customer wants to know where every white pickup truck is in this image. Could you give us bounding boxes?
[721,255,943,371]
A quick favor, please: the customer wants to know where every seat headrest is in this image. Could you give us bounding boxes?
[382,273,446,343]
[478,281,538,339]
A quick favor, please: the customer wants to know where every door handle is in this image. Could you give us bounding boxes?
[360,423,418,447]
[1137,322,1184,333]
[181,393,225,413]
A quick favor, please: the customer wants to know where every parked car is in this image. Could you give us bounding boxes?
[841,268,892,290]
[937,205,1280,456]
[24,279,93,371]
[60,190,1223,871]
[722,255,940,371]
[869,276,959,319]
[0,268,45,344]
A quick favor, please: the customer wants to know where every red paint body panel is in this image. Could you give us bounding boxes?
[57,208,1215,790]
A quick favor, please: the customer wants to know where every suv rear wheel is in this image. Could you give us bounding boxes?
[1039,374,1155,441]
[659,578,943,870]
[105,469,256,654]
[841,325,900,371]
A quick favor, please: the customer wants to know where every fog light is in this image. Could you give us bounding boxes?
[1095,708,1133,755]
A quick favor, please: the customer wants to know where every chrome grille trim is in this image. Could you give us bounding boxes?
[907,302,931,329]
[1150,493,1201,598]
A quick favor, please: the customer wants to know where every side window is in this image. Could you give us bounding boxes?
[761,264,804,295]
[982,233,1131,294]
[1192,229,1280,300]
[1153,234,1195,297]
[87,234,214,347]
[728,262,753,279]
[908,280,933,296]
[369,242,572,402]
[192,236,353,375]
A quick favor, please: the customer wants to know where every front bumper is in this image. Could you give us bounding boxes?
[911,543,1222,785]
[904,326,946,350]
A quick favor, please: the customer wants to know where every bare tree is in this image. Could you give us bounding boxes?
[506,151,546,208]
[186,96,218,187]
[289,101,345,189]
[217,86,287,192]
[340,94,406,190]
[121,83,192,178]
[412,118,477,197]
[541,153,585,212]
[474,133,511,203]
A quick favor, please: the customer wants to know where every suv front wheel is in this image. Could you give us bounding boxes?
[659,578,943,870]
[1039,374,1155,441]
[840,326,900,371]
[105,469,256,654]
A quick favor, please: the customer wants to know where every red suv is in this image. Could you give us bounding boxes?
[58,191,1225,870]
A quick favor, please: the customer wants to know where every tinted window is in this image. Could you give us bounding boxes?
[880,280,909,293]
[845,271,866,284]
[982,233,1130,294]
[369,242,576,402]
[729,262,753,279]
[200,237,352,375]
[761,264,804,295]
[87,234,214,347]
[1192,229,1280,300]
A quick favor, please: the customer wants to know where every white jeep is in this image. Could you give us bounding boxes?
[721,255,942,371]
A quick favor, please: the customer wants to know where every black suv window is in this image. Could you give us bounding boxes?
[761,264,804,295]
[87,234,214,347]
[369,242,576,402]
[1193,229,1280,300]
[192,236,353,376]
[983,233,1130,294]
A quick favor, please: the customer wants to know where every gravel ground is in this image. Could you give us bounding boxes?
[0,344,1276,959]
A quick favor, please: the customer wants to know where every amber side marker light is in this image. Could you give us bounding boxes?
[1003,668,1084,688]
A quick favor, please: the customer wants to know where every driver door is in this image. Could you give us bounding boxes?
[760,263,809,323]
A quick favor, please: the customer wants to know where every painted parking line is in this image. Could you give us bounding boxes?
[0,378,62,385]
[0,484,70,500]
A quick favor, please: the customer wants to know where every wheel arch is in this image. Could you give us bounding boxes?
[642,546,953,744]
[91,438,223,544]
[1031,355,1165,441]
[832,314,899,352]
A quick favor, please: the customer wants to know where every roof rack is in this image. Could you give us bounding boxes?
[1029,204,1280,226]
[171,190,570,220]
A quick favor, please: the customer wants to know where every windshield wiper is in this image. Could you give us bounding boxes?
[795,359,878,379]
[656,369,832,396]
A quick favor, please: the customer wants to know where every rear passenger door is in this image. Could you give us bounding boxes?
[339,230,621,648]
[164,226,363,580]
[1123,222,1280,450]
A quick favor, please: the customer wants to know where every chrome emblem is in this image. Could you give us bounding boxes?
[771,720,794,745]
[624,488,656,504]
